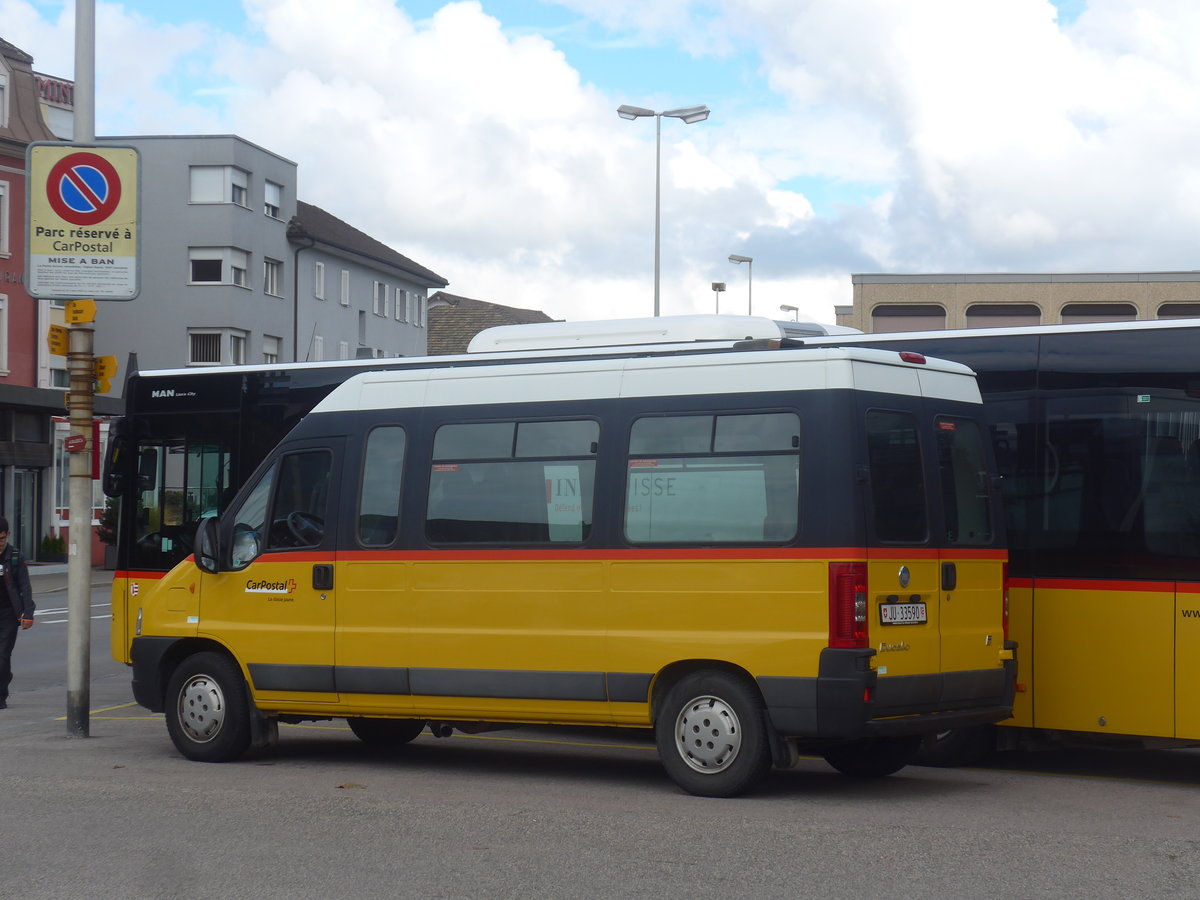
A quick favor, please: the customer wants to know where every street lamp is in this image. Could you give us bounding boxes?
[618,103,711,316]
[729,254,752,314]
[711,281,726,314]
[780,304,799,321]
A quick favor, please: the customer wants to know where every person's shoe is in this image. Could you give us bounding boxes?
[0,700,7,709]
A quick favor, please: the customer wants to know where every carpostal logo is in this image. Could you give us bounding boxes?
[245,578,297,594]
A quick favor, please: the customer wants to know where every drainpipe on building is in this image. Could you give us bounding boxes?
[286,218,315,363]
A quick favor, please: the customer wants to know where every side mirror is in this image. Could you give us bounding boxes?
[230,524,262,571]
[194,517,220,574]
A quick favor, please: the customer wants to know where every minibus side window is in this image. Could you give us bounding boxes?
[865,410,928,543]
[359,426,406,546]
[935,417,994,545]
[427,419,598,544]
[265,451,332,550]
[625,412,800,544]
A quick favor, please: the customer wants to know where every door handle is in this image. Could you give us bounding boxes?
[941,562,957,592]
[312,564,333,591]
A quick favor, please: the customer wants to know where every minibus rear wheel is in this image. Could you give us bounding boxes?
[347,717,427,747]
[165,651,252,763]
[822,735,921,778]
[655,670,772,798]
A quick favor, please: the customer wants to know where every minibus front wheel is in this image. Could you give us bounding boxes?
[655,670,772,798]
[165,651,253,763]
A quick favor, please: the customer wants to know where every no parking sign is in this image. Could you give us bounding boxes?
[26,142,140,300]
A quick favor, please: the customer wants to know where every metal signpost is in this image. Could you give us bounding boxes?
[23,0,139,737]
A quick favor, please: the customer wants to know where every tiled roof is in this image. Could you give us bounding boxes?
[290,201,448,288]
[0,37,58,146]
[427,292,557,355]
[0,38,34,64]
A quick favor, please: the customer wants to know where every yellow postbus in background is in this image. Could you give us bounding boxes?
[809,318,1200,763]
[109,317,1013,796]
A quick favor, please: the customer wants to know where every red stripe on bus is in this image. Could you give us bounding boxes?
[1031,578,1176,593]
[334,547,873,562]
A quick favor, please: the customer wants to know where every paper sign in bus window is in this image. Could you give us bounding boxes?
[625,460,769,543]
[544,465,585,541]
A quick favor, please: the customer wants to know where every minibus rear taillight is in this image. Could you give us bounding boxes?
[1002,562,1010,642]
[829,562,869,648]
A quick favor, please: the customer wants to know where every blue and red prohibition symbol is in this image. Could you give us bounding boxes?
[46,152,123,227]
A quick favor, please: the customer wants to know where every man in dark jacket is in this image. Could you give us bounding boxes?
[0,517,35,709]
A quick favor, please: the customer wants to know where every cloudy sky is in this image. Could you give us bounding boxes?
[4,0,1196,324]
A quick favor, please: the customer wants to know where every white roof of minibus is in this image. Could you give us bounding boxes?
[466,314,861,353]
[312,343,980,414]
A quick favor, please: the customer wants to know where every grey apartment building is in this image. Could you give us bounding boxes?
[91,134,447,379]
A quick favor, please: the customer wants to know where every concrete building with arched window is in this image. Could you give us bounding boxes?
[835,272,1200,333]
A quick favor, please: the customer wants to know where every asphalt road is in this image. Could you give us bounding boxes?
[1,577,1198,899]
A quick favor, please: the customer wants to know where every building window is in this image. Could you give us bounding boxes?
[231,249,248,287]
[964,304,1041,329]
[189,247,250,287]
[189,166,250,207]
[1059,303,1137,325]
[338,340,350,360]
[340,270,350,306]
[373,281,389,316]
[264,258,282,296]
[189,332,223,365]
[314,262,325,300]
[0,68,8,128]
[230,333,246,365]
[358,310,367,346]
[50,367,69,388]
[416,294,426,328]
[1158,303,1200,319]
[396,290,407,322]
[312,335,324,361]
[264,181,282,218]
[870,304,946,334]
[0,181,9,256]
[230,169,248,207]
[0,295,7,373]
[263,335,280,364]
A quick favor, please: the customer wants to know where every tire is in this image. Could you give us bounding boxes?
[347,717,427,747]
[655,671,773,798]
[822,735,921,778]
[165,652,253,762]
[914,725,996,768]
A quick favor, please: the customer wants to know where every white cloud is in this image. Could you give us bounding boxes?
[11,0,1200,327]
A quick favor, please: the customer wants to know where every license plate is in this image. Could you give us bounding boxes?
[880,602,927,625]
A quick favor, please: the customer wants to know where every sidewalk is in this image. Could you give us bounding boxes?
[27,564,114,595]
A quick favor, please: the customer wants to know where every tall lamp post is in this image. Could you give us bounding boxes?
[617,104,711,316]
[780,304,799,321]
[729,254,753,314]
[711,281,726,314]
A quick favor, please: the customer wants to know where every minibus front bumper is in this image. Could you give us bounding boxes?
[758,643,1017,740]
